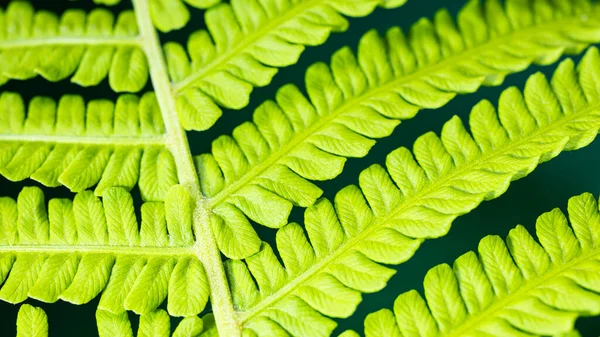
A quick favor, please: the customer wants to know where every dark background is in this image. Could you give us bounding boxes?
[0,0,599,335]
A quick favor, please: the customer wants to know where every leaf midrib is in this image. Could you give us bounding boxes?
[207,14,588,210]
[0,244,195,256]
[172,0,322,92]
[0,36,140,49]
[442,245,600,337]
[0,134,166,146]
[238,99,600,323]
[133,1,240,335]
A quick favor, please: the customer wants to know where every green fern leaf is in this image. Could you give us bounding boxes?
[98,310,207,337]
[137,310,171,337]
[173,316,205,337]
[225,49,600,336]
[96,309,208,337]
[197,0,600,259]
[147,0,225,33]
[0,185,210,318]
[97,310,133,337]
[360,192,600,337]
[167,0,407,131]
[103,0,222,33]
[0,2,147,92]
[93,0,123,6]
[0,91,180,200]
[16,304,48,337]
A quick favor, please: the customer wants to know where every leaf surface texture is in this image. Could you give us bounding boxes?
[226,49,600,336]
[16,304,48,337]
[168,0,407,131]
[0,91,179,201]
[0,3,148,92]
[197,0,600,259]
[360,192,600,337]
[0,185,209,318]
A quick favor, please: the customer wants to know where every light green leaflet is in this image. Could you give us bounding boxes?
[0,3,146,92]
[196,0,600,260]
[3,0,600,336]
[16,304,48,337]
[96,309,206,337]
[0,91,177,201]
[1,0,399,97]
[224,49,600,337]
[0,185,210,323]
[166,0,407,131]
[91,0,221,33]
[145,0,222,33]
[355,192,600,337]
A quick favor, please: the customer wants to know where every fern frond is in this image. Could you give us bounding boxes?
[196,0,600,259]
[167,0,407,131]
[225,50,600,336]
[97,309,207,337]
[0,185,209,317]
[16,304,48,337]
[360,192,600,337]
[0,2,147,92]
[0,91,178,201]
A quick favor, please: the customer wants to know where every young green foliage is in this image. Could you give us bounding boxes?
[223,49,600,336]
[196,0,600,259]
[0,185,210,319]
[0,91,177,201]
[16,304,48,337]
[356,192,600,337]
[0,3,147,92]
[2,0,600,336]
[166,0,408,131]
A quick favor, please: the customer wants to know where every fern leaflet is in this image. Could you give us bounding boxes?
[3,0,599,336]
[196,0,600,259]
[0,91,177,200]
[90,0,223,33]
[16,304,48,337]
[0,3,147,92]
[357,192,600,337]
[224,49,600,336]
[167,0,407,131]
[0,184,210,322]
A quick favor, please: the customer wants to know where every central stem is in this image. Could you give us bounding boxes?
[131,1,240,336]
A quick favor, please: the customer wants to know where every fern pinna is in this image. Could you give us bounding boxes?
[0,0,600,336]
[351,192,600,337]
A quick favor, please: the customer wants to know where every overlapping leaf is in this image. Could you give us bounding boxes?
[358,192,600,337]
[166,0,407,131]
[0,185,209,319]
[0,91,178,201]
[196,0,600,259]
[0,2,147,92]
[223,49,600,337]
